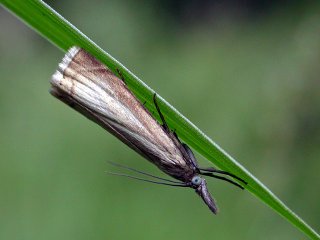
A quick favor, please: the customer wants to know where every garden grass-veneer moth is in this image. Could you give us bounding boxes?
[50,46,246,214]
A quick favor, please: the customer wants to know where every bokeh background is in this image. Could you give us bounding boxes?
[1,1,320,239]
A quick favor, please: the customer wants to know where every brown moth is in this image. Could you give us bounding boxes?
[50,47,246,214]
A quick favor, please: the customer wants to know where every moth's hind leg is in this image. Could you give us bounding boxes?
[153,93,169,132]
[116,69,126,83]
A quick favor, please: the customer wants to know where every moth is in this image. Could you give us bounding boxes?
[50,46,246,214]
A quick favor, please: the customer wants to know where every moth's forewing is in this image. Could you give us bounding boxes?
[50,47,194,181]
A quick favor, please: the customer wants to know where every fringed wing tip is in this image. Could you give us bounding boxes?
[51,46,81,86]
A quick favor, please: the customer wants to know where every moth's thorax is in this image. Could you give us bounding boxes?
[157,159,197,183]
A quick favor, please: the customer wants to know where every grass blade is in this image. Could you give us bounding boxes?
[1,0,319,239]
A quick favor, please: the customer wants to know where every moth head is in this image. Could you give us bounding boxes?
[191,175,202,186]
[192,177,218,214]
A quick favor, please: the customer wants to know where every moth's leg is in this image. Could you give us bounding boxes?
[153,93,169,131]
[116,69,126,83]
[173,129,178,138]
[198,167,247,184]
[182,143,199,169]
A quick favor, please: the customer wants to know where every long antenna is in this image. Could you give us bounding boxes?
[106,172,189,187]
[107,161,182,184]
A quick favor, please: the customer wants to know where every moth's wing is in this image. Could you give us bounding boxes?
[50,47,190,172]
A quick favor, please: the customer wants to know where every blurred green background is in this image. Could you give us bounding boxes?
[1,1,320,239]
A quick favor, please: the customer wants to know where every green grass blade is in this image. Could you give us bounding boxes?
[1,0,319,239]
